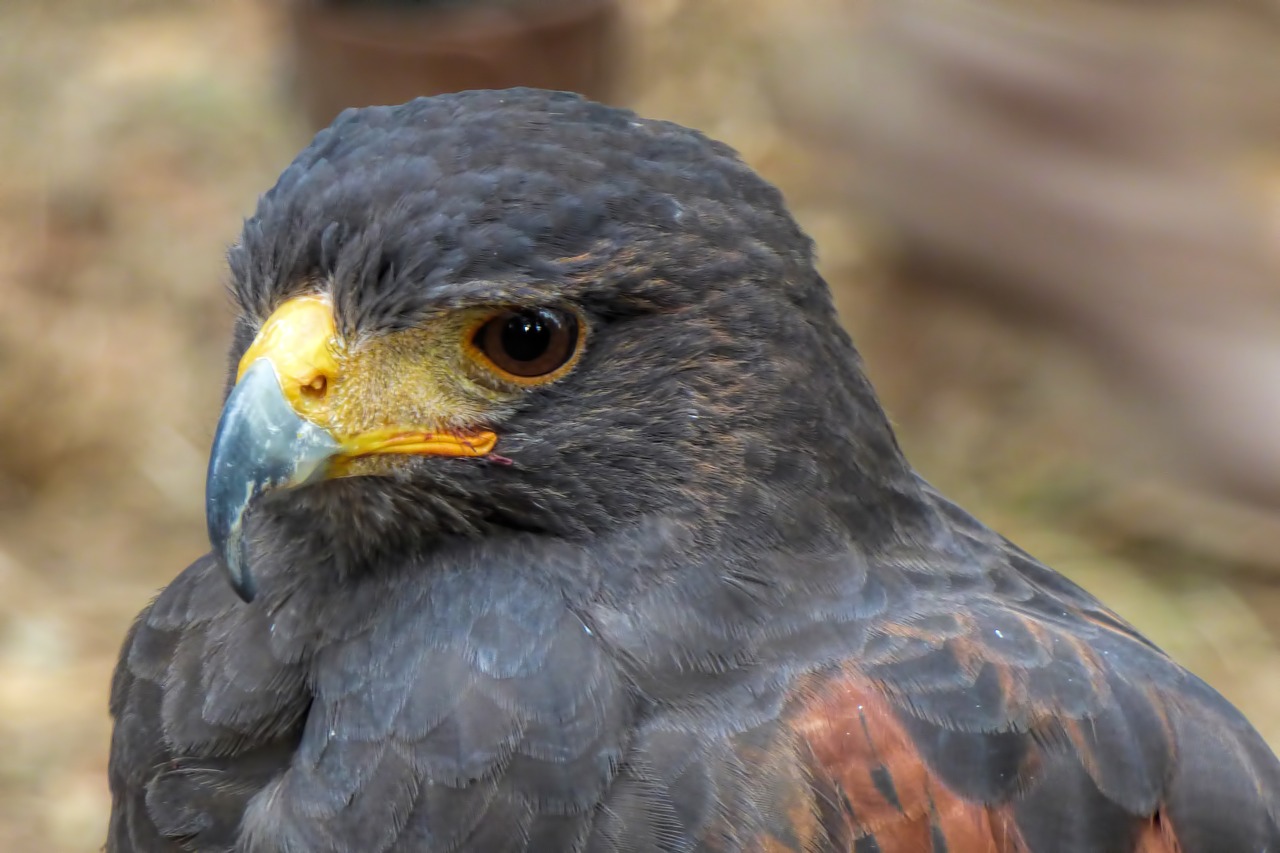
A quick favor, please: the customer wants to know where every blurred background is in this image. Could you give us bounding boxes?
[2,0,1279,848]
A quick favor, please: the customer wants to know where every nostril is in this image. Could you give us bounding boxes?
[301,375,328,397]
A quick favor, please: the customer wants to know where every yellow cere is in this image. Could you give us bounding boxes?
[236,294,343,422]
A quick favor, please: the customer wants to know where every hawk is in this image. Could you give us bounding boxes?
[108,89,1280,852]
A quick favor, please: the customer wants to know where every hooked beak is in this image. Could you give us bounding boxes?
[205,294,497,602]
[205,358,339,602]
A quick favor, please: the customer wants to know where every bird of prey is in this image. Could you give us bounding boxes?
[107,89,1280,852]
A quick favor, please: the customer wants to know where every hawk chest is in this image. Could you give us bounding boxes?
[237,570,634,851]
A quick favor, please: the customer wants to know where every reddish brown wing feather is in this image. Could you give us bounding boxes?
[785,666,1181,853]
[789,667,1018,852]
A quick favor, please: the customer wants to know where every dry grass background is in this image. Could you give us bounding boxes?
[0,1,1277,850]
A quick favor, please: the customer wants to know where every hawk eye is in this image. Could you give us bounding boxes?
[472,308,581,381]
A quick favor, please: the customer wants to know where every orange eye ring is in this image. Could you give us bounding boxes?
[467,307,584,385]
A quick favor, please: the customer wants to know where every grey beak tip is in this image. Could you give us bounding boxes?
[205,359,338,603]
[206,440,260,604]
[229,561,258,603]
[213,515,257,603]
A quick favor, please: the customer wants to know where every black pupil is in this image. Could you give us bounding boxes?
[501,311,555,363]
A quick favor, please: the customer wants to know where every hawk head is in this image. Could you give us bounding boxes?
[208,89,912,601]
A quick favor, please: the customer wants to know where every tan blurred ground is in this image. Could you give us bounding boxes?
[0,1,1277,850]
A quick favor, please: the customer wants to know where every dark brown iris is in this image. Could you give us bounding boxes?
[474,308,579,379]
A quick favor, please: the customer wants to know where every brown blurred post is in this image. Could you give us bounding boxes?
[284,0,626,132]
